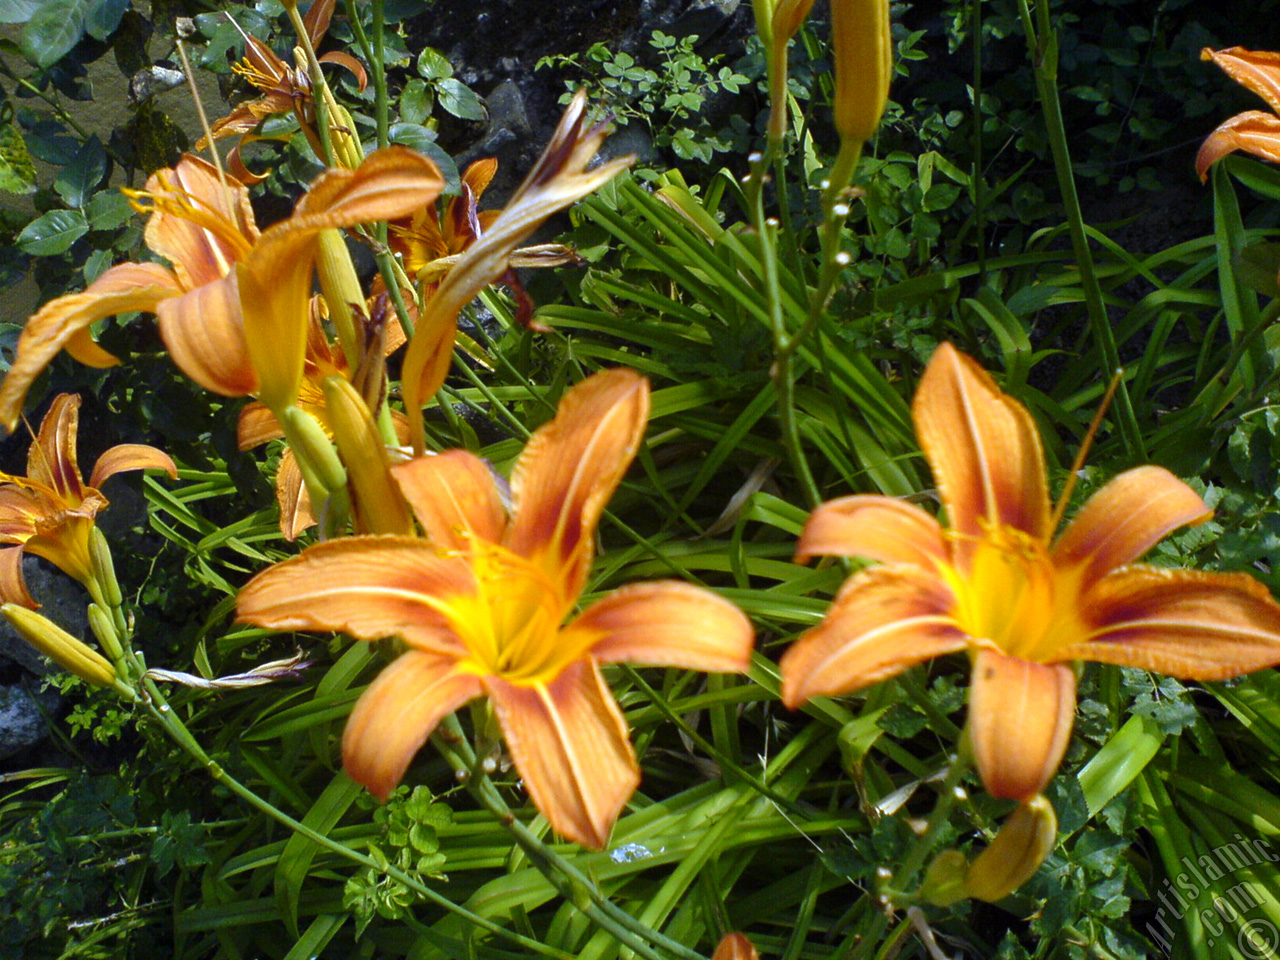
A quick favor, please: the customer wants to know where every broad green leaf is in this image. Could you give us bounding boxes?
[0,0,42,23]
[399,77,433,126]
[20,0,92,68]
[86,187,133,229]
[82,0,124,40]
[385,123,459,192]
[54,134,105,207]
[0,120,36,194]
[17,208,88,255]
[416,46,451,80]
[436,78,485,121]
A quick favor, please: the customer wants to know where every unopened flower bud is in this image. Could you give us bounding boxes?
[88,527,122,609]
[964,795,1057,903]
[713,932,759,960]
[322,376,414,536]
[772,0,816,43]
[830,0,892,146]
[920,849,969,907]
[316,229,364,369]
[3,603,116,688]
[87,602,123,663]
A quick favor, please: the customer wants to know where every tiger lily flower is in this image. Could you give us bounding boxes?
[237,369,755,848]
[400,91,633,454]
[1197,47,1280,181]
[0,394,176,607]
[197,0,367,182]
[781,343,1280,802]
[0,147,442,429]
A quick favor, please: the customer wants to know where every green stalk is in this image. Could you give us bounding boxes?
[1014,0,1144,457]
[970,0,987,280]
[285,2,335,166]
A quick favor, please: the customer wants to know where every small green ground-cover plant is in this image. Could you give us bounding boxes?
[2,1,1280,959]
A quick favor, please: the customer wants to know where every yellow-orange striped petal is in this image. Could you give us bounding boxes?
[343,650,483,800]
[89,444,177,489]
[779,565,964,708]
[507,369,648,594]
[968,649,1075,802]
[914,342,1049,548]
[236,537,473,656]
[1069,567,1280,680]
[393,451,509,553]
[795,494,947,567]
[568,581,754,672]
[0,546,35,608]
[1196,110,1280,181]
[0,262,181,431]
[1202,47,1280,116]
[485,658,639,849]
[156,272,257,397]
[1052,466,1210,590]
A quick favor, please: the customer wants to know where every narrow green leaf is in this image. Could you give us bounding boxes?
[1078,713,1164,816]
[276,772,365,938]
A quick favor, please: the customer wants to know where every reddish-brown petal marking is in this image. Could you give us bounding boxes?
[392,451,508,553]
[779,565,964,708]
[913,342,1050,547]
[1069,566,1280,680]
[1203,47,1280,117]
[1195,111,1280,181]
[342,651,482,800]
[156,272,257,397]
[27,394,84,502]
[507,369,649,595]
[0,262,182,431]
[571,581,754,672]
[968,648,1075,802]
[236,537,474,655]
[485,659,640,849]
[795,494,947,568]
[1052,466,1210,590]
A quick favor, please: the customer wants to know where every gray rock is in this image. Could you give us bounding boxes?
[0,558,90,677]
[0,685,50,759]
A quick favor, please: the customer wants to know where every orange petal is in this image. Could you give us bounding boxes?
[0,262,181,431]
[236,401,282,450]
[89,444,177,489]
[1195,110,1280,182]
[779,565,964,708]
[392,450,508,553]
[1069,566,1280,680]
[27,394,84,503]
[294,147,445,223]
[1052,466,1209,590]
[968,648,1075,802]
[507,369,649,596]
[913,343,1050,549]
[343,650,482,800]
[570,581,754,672]
[236,537,474,656]
[712,934,759,960]
[796,494,947,567]
[485,658,639,849]
[1203,47,1280,117]
[275,448,314,541]
[462,157,499,201]
[156,272,257,397]
[143,155,258,286]
[0,547,36,608]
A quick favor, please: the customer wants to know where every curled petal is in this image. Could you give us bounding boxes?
[236,537,473,655]
[0,547,36,608]
[486,659,639,849]
[1202,47,1280,117]
[1052,466,1209,589]
[0,262,181,431]
[779,565,964,708]
[1071,567,1280,680]
[914,343,1049,549]
[571,581,754,672]
[275,448,314,541]
[1195,110,1280,181]
[969,649,1075,802]
[393,451,508,553]
[343,651,482,800]
[89,444,176,489]
[157,272,257,397]
[508,369,649,595]
[27,394,84,502]
[295,147,445,223]
[237,401,282,450]
[796,494,947,568]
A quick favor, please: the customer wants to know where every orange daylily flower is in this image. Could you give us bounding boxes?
[237,369,755,848]
[0,394,176,607]
[0,147,443,429]
[1197,47,1280,181]
[400,91,634,453]
[781,343,1280,802]
[713,933,759,960]
[197,0,367,183]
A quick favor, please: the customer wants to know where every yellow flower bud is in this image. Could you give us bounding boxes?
[829,0,892,146]
[322,376,414,536]
[964,795,1058,902]
[920,849,969,907]
[2,603,116,688]
[316,228,364,368]
[772,0,815,43]
[87,602,123,663]
[88,526,122,609]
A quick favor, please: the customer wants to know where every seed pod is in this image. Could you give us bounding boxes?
[829,0,892,145]
[965,795,1058,902]
[3,603,116,688]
